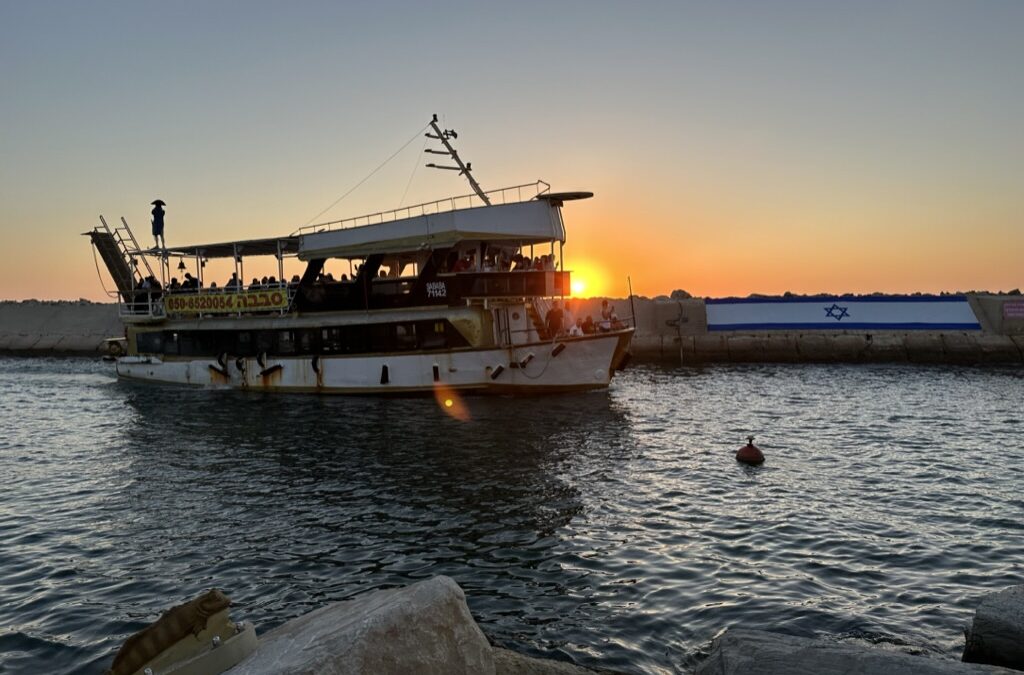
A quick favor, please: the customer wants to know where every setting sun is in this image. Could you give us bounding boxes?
[566,260,609,298]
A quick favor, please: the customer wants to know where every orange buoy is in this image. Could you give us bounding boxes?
[736,435,765,465]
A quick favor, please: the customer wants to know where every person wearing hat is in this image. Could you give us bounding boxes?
[151,199,166,249]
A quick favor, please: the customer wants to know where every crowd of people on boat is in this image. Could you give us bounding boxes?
[544,299,626,337]
[444,249,558,274]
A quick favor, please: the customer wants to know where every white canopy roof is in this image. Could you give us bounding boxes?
[298,200,565,260]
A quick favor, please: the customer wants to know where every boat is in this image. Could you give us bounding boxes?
[87,116,633,394]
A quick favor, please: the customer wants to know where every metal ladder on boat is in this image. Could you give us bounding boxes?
[527,297,552,340]
[88,216,155,298]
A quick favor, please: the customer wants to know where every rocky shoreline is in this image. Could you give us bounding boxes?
[119,576,1020,674]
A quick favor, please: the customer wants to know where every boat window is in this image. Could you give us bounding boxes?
[137,331,163,354]
[322,327,343,354]
[255,331,274,355]
[133,319,470,358]
[163,332,180,356]
[278,330,296,355]
[236,331,255,356]
[395,323,416,350]
[298,329,315,354]
[418,321,447,350]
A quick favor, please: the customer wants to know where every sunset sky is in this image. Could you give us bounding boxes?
[2,1,1021,301]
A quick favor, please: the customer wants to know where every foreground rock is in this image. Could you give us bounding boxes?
[696,629,1014,675]
[963,585,1024,670]
[226,576,494,674]
[493,647,599,674]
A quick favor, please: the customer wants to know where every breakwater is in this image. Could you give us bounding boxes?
[2,295,1022,363]
[572,294,1024,364]
[0,300,121,353]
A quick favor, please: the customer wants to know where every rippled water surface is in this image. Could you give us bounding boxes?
[1,357,1022,673]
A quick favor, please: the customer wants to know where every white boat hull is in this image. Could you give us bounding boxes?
[115,331,631,394]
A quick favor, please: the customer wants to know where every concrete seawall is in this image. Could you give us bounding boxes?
[2,296,1022,364]
[0,300,122,354]
[570,295,1024,364]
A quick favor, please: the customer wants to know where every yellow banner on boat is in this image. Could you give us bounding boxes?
[165,289,289,314]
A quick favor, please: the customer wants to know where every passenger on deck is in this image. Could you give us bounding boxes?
[260,276,269,287]
[582,315,595,334]
[168,277,180,291]
[544,301,564,338]
[209,281,218,289]
[151,200,166,249]
[225,273,241,290]
[289,274,301,286]
[267,276,278,287]
[182,273,198,290]
[533,257,543,271]
[611,308,625,330]
[599,300,612,332]
[562,300,576,333]
[568,318,584,337]
[340,274,348,282]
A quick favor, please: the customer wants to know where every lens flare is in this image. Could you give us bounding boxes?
[433,384,469,421]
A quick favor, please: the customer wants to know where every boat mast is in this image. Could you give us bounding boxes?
[424,114,490,206]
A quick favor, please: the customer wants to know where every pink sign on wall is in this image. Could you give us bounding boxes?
[1003,301,1024,319]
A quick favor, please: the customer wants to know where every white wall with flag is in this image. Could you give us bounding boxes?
[706,296,981,331]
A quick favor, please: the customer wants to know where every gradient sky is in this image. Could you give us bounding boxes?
[2,1,1021,301]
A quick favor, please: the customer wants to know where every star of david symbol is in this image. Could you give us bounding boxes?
[824,303,850,321]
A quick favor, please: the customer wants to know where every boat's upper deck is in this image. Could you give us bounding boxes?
[99,181,589,322]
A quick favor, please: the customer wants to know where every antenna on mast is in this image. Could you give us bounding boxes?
[424,114,491,205]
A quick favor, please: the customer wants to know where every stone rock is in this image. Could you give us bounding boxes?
[692,334,729,362]
[493,647,598,674]
[226,576,494,675]
[975,335,1023,363]
[762,334,800,362]
[795,334,836,361]
[904,333,946,362]
[726,335,768,362]
[941,334,980,364]
[963,585,1024,670]
[696,629,1013,675]
[863,334,908,361]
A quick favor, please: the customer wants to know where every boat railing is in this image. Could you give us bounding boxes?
[293,180,551,236]
[118,292,167,321]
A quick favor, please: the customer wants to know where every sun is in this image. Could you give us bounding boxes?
[571,278,586,296]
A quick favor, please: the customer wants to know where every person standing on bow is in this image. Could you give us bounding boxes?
[151,199,166,249]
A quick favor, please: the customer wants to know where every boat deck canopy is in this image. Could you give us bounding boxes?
[298,200,566,261]
[156,236,301,259]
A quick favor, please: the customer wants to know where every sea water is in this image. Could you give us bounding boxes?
[1,357,1022,674]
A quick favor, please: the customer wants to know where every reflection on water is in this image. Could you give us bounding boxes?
[1,358,1022,674]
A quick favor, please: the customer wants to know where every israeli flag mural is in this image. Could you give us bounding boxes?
[706,296,981,331]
